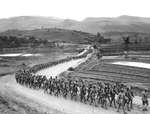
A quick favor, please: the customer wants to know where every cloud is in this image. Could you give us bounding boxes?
[0,0,150,20]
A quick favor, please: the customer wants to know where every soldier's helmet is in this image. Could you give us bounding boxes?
[120,88,124,92]
[93,85,96,88]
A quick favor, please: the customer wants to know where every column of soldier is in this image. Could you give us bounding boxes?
[29,54,87,74]
[15,69,137,114]
[28,48,92,74]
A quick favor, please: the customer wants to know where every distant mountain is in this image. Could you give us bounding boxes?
[1,15,150,33]
[77,15,150,33]
[0,16,64,31]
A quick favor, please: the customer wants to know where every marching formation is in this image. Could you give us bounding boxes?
[15,47,149,114]
[27,47,92,74]
[15,69,136,114]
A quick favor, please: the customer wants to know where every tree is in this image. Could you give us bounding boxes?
[122,36,130,51]
[122,36,130,58]
[133,33,138,44]
[96,32,104,43]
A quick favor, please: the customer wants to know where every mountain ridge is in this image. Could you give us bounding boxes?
[1,15,150,33]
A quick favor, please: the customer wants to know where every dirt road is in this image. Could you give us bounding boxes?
[0,55,149,114]
[0,74,149,114]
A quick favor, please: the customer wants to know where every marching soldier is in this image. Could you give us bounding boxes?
[117,89,127,114]
[110,87,117,108]
[142,89,149,111]
[125,87,134,111]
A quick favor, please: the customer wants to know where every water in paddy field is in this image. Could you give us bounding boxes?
[112,61,150,69]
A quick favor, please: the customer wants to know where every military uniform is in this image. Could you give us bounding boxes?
[142,90,149,111]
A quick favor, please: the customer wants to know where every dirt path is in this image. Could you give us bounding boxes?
[36,58,86,78]
[0,74,149,114]
[0,75,67,114]
[0,55,149,114]
[0,75,119,114]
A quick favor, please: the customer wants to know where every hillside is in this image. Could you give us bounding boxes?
[0,16,64,32]
[0,28,94,43]
[70,15,150,33]
[1,15,150,33]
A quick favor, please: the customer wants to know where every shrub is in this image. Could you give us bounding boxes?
[68,67,74,71]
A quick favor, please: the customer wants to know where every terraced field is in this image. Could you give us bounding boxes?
[66,56,150,89]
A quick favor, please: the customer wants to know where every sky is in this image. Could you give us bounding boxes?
[0,0,150,21]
